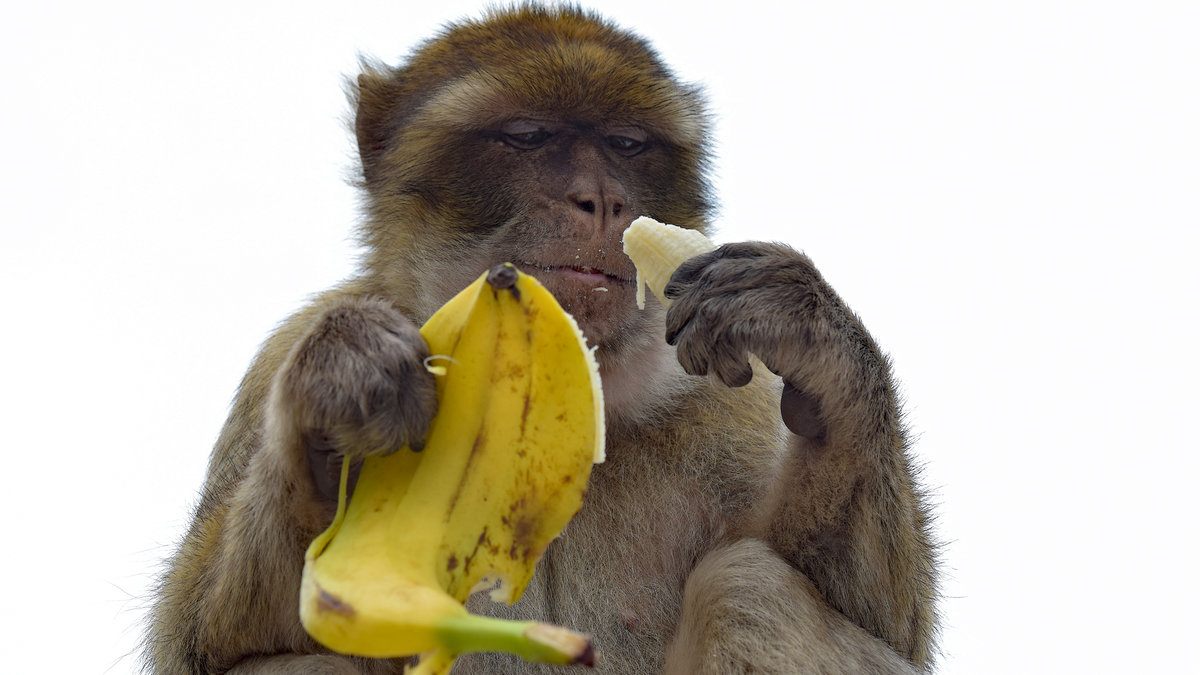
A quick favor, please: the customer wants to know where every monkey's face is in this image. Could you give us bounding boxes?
[353,8,713,369]
[471,117,656,350]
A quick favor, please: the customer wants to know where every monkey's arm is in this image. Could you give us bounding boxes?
[144,299,334,673]
[663,243,938,668]
[666,539,918,675]
[145,292,434,673]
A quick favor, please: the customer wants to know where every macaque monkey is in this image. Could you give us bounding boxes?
[145,5,938,674]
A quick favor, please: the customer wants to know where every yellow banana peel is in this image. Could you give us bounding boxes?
[299,263,604,673]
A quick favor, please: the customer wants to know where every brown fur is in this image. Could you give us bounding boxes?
[665,539,919,675]
[145,5,938,673]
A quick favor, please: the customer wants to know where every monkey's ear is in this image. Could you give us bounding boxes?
[354,68,400,185]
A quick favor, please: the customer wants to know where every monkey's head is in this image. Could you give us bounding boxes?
[352,5,712,391]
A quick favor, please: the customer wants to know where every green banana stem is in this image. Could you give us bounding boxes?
[432,616,595,666]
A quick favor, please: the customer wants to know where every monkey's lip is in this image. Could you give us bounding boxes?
[515,262,632,286]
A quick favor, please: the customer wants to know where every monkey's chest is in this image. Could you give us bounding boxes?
[460,471,722,673]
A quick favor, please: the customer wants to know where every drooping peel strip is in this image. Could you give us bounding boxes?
[621,216,716,309]
[299,264,602,673]
[310,438,596,672]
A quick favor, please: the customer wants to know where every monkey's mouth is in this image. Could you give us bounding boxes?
[515,262,631,287]
[557,266,625,285]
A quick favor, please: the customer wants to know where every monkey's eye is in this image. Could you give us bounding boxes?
[500,121,553,149]
[606,131,647,156]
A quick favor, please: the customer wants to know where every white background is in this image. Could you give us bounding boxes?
[2,1,1197,673]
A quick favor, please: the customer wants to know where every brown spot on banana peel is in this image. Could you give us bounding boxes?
[520,394,531,438]
[314,583,356,618]
[508,516,536,561]
[445,431,487,515]
[505,490,541,563]
[461,527,491,576]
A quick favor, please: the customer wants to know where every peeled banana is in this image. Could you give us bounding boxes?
[621,216,716,309]
[299,263,604,674]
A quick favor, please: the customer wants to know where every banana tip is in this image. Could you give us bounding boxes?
[525,622,596,667]
[486,263,519,290]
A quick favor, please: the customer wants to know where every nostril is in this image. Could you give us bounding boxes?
[569,191,624,219]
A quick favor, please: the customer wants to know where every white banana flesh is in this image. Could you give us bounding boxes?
[621,216,716,309]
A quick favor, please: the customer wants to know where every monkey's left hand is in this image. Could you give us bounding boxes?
[664,242,849,438]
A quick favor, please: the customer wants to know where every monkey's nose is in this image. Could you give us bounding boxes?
[569,191,625,220]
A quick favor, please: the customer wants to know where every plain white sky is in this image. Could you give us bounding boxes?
[2,1,1197,673]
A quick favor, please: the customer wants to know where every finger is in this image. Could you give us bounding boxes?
[665,293,718,346]
[662,277,687,300]
[667,243,764,292]
[712,241,771,259]
[669,254,774,301]
[668,249,722,289]
[712,351,753,387]
[674,330,711,377]
[703,323,754,387]
[664,291,701,345]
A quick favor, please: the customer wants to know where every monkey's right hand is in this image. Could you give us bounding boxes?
[275,297,438,501]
